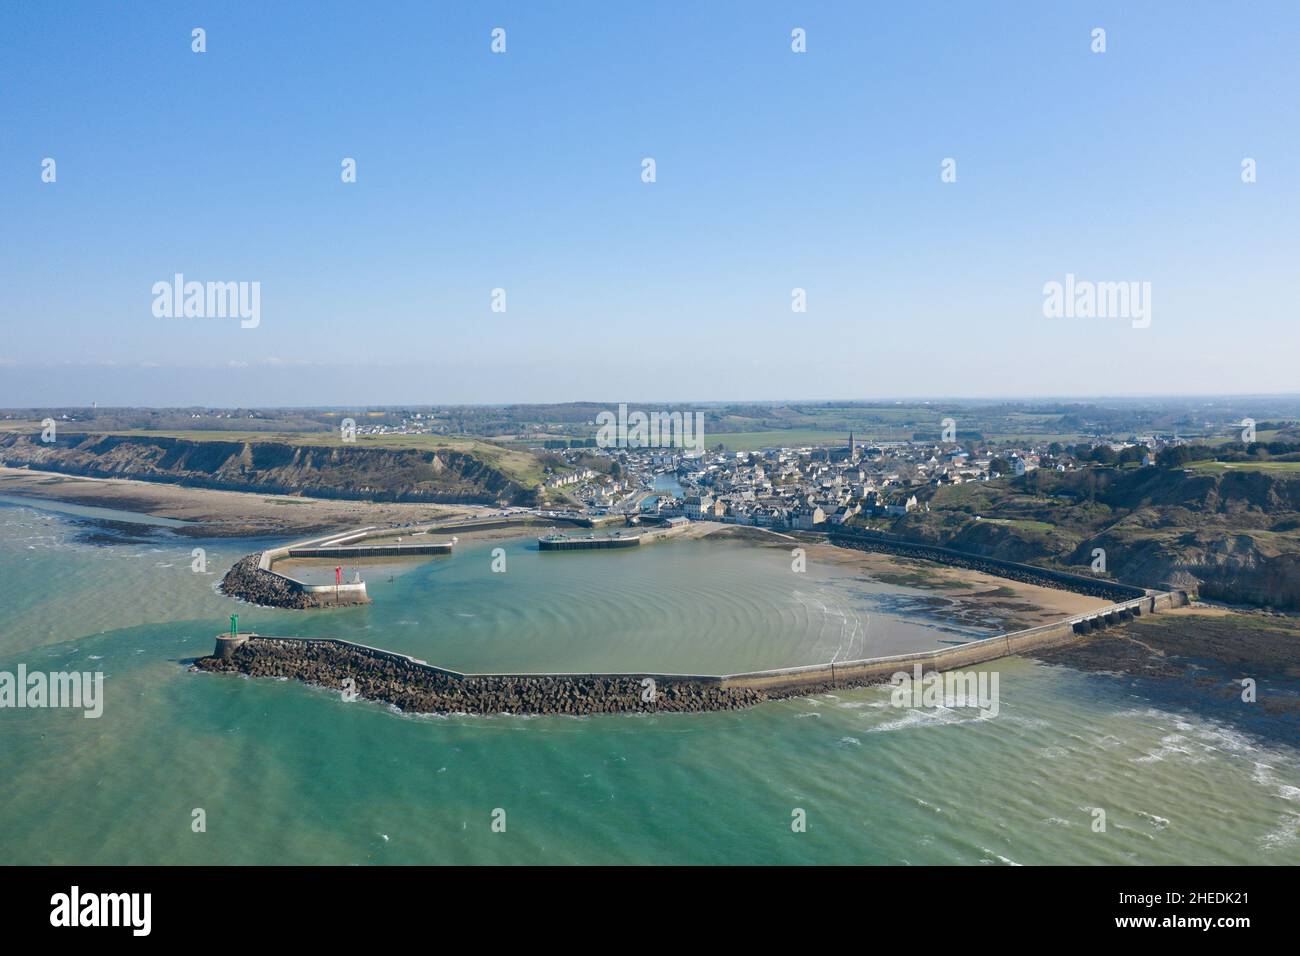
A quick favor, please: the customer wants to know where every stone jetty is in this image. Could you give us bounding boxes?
[194,637,773,715]
[219,552,372,609]
[218,553,323,609]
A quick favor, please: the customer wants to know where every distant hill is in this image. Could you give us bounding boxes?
[0,431,545,506]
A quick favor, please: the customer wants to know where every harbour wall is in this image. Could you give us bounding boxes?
[220,552,372,608]
[288,543,454,558]
[717,589,1186,695]
[538,535,641,551]
[827,528,1145,603]
[196,636,767,714]
[225,514,650,608]
[197,590,1189,715]
[227,524,460,608]
[439,516,590,533]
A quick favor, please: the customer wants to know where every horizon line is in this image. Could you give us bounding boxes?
[3,393,1300,412]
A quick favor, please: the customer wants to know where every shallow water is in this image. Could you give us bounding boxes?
[0,493,193,527]
[1,499,1296,865]
[306,534,1015,674]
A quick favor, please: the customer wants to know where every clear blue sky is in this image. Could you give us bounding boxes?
[2,1,1297,406]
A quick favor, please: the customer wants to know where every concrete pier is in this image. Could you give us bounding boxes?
[538,534,641,551]
[288,542,454,559]
[223,524,456,609]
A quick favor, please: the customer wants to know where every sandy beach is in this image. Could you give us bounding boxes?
[0,465,489,538]
[695,524,1113,627]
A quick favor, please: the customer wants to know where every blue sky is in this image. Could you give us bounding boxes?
[2,1,1298,406]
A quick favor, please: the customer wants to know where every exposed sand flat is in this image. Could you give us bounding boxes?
[0,466,490,537]
[816,543,1114,623]
[693,522,1113,626]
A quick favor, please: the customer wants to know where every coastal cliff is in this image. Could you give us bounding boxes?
[881,467,1300,609]
[0,432,530,505]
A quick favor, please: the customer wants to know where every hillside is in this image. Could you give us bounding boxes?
[868,466,1300,609]
[0,431,545,505]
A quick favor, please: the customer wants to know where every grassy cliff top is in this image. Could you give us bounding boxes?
[0,424,550,489]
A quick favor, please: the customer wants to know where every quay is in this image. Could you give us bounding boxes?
[220,524,457,609]
[288,541,454,559]
[538,532,641,551]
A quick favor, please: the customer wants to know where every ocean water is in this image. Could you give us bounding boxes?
[0,499,1297,865]
[278,533,1020,673]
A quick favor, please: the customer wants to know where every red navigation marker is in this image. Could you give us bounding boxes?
[335,566,342,585]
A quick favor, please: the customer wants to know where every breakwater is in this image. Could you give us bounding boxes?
[196,637,765,714]
[827,529,1144,602]
[220,524,462,608]
[219,552,371,608]
[195,589,1189,715]
[220,516,680,608]
[538,533,641,551]
[220,516,612,609]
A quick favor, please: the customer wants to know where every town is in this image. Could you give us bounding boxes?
[534,430,1171,530]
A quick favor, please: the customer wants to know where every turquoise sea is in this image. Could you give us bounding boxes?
[0,499,1297,865]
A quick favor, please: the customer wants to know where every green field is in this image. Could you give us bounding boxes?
[1203,429,1285,447]
[978,517,1056,532]
[1186,460,1300,475]
[704,430,850,451]
[0,425,550,487]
